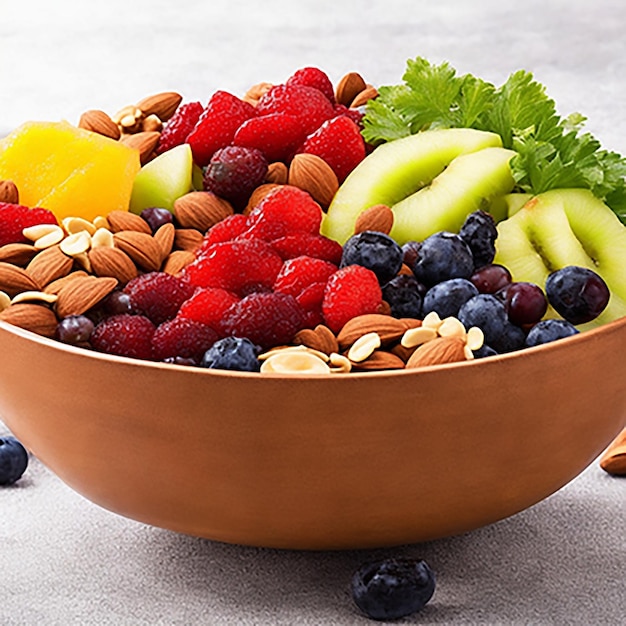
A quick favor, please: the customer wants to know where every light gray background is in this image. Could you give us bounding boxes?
[1,1,625,624]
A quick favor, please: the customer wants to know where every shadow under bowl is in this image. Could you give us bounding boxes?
[0,317,624,550]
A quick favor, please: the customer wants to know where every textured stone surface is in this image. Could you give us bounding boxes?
[1,1,626,623]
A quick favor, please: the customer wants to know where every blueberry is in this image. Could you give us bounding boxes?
[459,210,498,269]
[351,558,435,621]
[458,294,508,348]
[545,266,610,325]
[525,319,579,347]
[200,336,261,372]
[422,278,479,319]
[473,344,499,359]
[140,207,174,233]
[382,274,425,318]
[490,321,526,353]
[412,232,474,287]
[341,231,404,285]
[0,436,29,486]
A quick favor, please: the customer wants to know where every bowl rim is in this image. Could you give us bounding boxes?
[1,315,625,381]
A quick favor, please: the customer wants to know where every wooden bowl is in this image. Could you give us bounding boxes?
[0,317,624,550]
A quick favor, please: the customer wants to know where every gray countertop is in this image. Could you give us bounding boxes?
[1,1,625,623]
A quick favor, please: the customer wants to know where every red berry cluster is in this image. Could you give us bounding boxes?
[155,66,367,209]
[91,185,382,361]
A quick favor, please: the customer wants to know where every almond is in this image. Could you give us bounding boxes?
[293,324,339,355]
[0,262,40,296]
[352,350,406,371]
[173,191,234,232]
[354,204,394,235]
[43,270,89,295]
[78,109,121,140]
[405,336,468,369]
[599,428,626,476]
[350,85,379,109]
[0,180,19,204]
[141,114,163,133]
[162,249,196,275]
[337,313,408,349]
[174,228,204,252]
[120,131,161,164]
[0,303,58,337]
[88,246,137,284]
[113,231,163,271]
[265,162,289,185]
[153,222,176,260]
[55,275,117,318]
[288,153,338,208]
[136,91,182,122]
[26,245,74,288]
[243,81,273,106]
[106,210,152,234]
[335,72,367,107]
[0,243,37,265]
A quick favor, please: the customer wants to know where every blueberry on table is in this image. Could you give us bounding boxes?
[412,231,474,287]
[0,436,29,486]
[351,557,435,621]
[545,266,610,325]
[341,231,404,285]
[525,319,579,347]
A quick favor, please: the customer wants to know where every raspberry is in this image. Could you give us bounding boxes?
[184,238,283,296]
[203,146,268,210]
[200,213,250,250]
[91,314,156,360]
[335,104,365,127]
[243,186,323,241]
[186,91,256,166]
[273,256,337,299]
[156,101,204,155]
[221,292,304,349]
[255,83,335,136]
[123,272,195,325]
[177,286,240,335]
[232,113,308,163]
[270,232,343,265]
[297,115,366,182]
[322,265,383,333]
[152,317,218,362]
[0,203,58,247]
[285,67,336,103]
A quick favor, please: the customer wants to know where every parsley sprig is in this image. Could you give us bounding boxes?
[362,57,626,222]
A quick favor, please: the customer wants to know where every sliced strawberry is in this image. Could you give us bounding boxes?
[297,115,366,182]
[186,91,256,166]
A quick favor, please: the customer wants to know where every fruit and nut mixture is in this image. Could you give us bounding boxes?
[0,59,625,375]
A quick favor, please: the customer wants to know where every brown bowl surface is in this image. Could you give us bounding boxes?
[0,317,624,550]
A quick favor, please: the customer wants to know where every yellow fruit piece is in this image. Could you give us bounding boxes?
[0,121,141,221]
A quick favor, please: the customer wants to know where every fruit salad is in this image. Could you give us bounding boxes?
[1,57,625,375]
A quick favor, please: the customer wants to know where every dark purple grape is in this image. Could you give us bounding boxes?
[545,266,610,325]
[102,290,133,315]
[501,282,548,326]
[55,315,95,345]
[401,240,421,268]
[140,207,174,233]
[470,263,512,294]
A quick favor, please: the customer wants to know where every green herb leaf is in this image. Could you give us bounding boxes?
[362,56,626,222]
